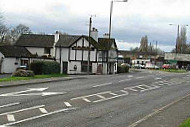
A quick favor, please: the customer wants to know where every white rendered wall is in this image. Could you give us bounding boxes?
[1,58,20,73]
[68,61,81,74]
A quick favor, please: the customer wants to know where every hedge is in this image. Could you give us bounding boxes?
[30,61,60,75]
[117,65,129,73]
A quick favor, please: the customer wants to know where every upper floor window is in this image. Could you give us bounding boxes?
[44,48,51,54]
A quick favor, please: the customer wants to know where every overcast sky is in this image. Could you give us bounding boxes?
[1,0,190,51]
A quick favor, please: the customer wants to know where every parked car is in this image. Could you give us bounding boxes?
[145,63,160,69]
[162,64,171,69]
[133,64,145,69]
[16,65,28,71]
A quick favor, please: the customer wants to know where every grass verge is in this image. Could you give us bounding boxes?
[159,69,187,73]
[180,117,190,127]
[0,74,67,82]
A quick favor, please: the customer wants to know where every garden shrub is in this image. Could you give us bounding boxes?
[30,61,60,75]
[12,69,35,77]
[117,64,129,73]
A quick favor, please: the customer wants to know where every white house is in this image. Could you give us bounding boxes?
[0,46,32,73]
[14,28,118,75]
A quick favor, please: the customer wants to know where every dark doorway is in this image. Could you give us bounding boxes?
[62,62,68,74]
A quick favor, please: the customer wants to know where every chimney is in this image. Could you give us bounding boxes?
[54,31,59,43]
[103,33,109,38]
[91,27,98,42]
[53,31,60,57]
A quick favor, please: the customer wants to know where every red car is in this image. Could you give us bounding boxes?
[162,64,171,69]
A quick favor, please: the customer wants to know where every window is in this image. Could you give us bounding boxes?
[44,48,51,54]
[81,61,92,72]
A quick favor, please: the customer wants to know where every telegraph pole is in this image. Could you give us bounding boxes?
[87,16,92,74]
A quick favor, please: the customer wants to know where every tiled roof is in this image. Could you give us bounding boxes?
[15,34,54,48]
[98,38,117,50]
[56,35,103,49]
[55,35,81,47]
[0,46,32,58]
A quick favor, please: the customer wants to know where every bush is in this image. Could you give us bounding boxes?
[30,61,60,75]
[12,69,35,77]
[117,65,129,73]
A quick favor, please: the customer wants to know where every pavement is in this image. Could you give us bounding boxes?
[130,93,190,127]
[0,71,190,126]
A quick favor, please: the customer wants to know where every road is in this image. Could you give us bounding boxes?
[0,70,190,127]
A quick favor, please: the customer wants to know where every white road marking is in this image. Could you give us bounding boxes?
[119,79,131,83]
[7,114,15,122]
[71,91,111,100]
[39,108,48,114]
[120,90,129,94]
[92,82,112,88]
[83,98,91,102]
[96,95,106,99]
[2,107,77,126]
[125,87,138,92]
[128,75,133,78]
[93,93,127,103]
[0,88,48,97]
[155,77,162,80]
[64,102,72,107]
[0,102,20,108]
[0,105,45,116]
[135,76,144,79]
[109,92,118,96]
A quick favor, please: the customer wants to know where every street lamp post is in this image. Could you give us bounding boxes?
[108,0,128,40]
[108,0,128,74]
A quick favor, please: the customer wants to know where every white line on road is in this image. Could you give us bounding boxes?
[92,82,112,88]
[39,108,48,114]
[119,79,131,83]
[71,91,111,100]
[128,75,133,78]
[2,107,77,126]
[64,102,72,107]
[0,102,20,108]
[135,76,144,79]
[109,92,118,96]
[7,114,15,122]
[83,98,91,102]
[0,105,45,116]
[96,95,106,99]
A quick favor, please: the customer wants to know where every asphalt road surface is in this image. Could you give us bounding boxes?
[0,70,190,127]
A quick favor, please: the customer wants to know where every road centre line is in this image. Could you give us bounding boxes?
[119,79,131,83]
[39,108,48,114]
[0,102,20,108]
[135,76,144,79]
[2,107,77,126]
[93,93,128,103]
[0,105,45,116]
[7,114,15,122]
[71,91,112,100]
[92,82,112,88]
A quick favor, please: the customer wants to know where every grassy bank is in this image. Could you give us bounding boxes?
[180,117,190,127]
[159,69,187,73]
[0,74,67,82]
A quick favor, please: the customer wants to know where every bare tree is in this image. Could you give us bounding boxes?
[173,26,188,53]
[139,35,148,52]
[10,24,32,43]
[0,12,9,44]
